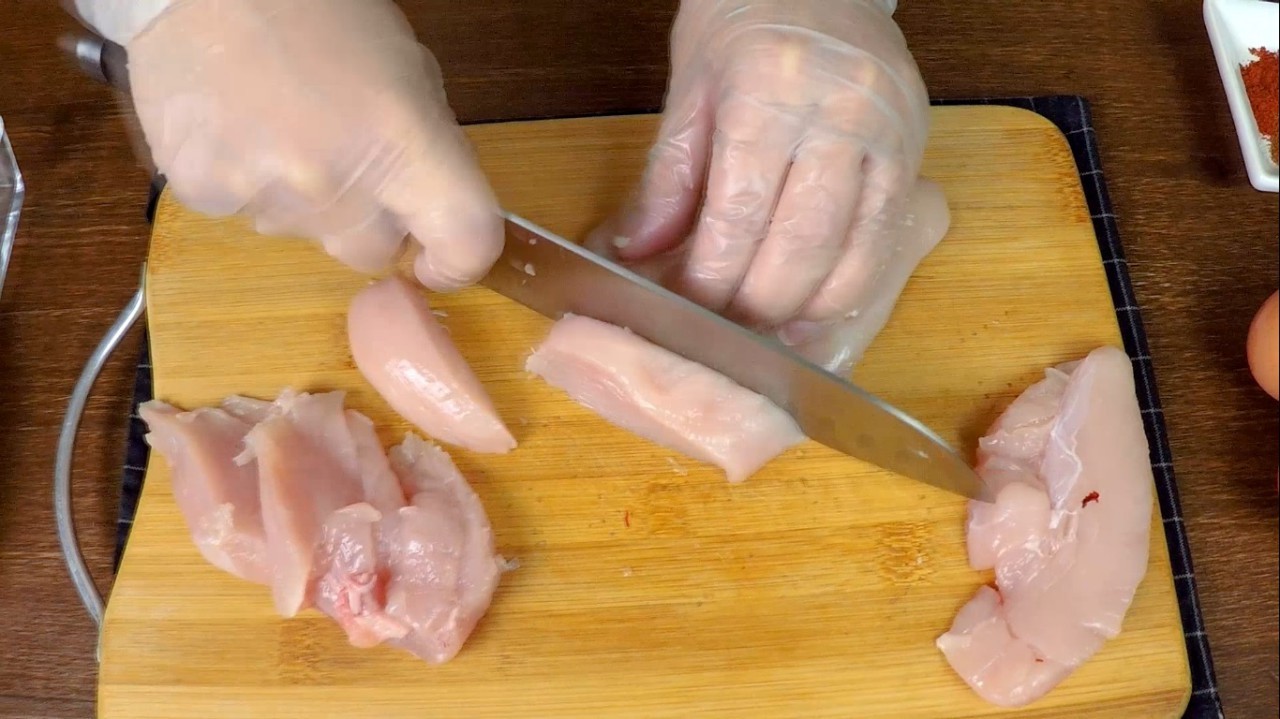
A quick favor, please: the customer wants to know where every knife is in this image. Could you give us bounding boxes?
[491,214,988,501]
[66,32,988,501]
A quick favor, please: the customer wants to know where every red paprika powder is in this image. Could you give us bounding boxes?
[1240,47,1279,165]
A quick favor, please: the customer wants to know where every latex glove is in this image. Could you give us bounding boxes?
[612,176,950,376]
[784,178,949,373]
[589,0,933,354]
[71,0,502,290]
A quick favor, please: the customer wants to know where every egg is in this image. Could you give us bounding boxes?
[1246,290,1279,400]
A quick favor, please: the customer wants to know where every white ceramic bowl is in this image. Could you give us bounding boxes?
[1205,0,1279,193]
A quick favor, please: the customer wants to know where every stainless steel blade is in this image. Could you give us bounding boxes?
[484,213,988,500]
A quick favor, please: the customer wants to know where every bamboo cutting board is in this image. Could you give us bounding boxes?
[99,106,1192,718]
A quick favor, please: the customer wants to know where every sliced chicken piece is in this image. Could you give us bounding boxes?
[347,275,516,454]
[142,389,505,663]
[526,314,805,483]
[305,434,505,662]
[311,503,410,648]
[139,400,269,584]
[220,395,274,425]
[243,390,404,617]
[935,586,1072,708]
[937,346,1154,707]
[345,409,409,514]
[379,434,508,664]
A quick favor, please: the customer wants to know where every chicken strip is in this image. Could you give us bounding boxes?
[380,434,508,663]
[139,400,269,584]
[526,314,805,483]
[937,346,1154,707]
[347,275,516,454]
[311,502,410,649]
[242,390,405,617]
[305,434,507,662]
[140,389,505,664]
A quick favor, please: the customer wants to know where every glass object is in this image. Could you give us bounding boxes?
[1,116,25,298]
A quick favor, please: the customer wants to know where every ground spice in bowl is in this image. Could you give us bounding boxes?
[1240,47,1278,166]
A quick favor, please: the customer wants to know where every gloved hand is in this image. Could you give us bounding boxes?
[609,176,950,376]
[589,0,936,369]
[71,0,502,290]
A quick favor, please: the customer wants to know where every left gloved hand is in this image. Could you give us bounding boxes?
[589,0,939,372]
[68,0,504,291]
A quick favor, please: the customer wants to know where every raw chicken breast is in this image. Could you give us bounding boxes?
[294,434,507,662]
[380,434,508,663]
[345,409,411,514]
[347,275,516,454]
[243,390,405,617]
[937,346,1154,707]
[139,400,269,584]
[935,586,1072,708]
[526,314,805,483]
[141,388,506,664]
[311,503,411,649]
[220,395,274,424]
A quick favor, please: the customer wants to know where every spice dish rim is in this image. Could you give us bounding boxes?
[1204,0,1279,193]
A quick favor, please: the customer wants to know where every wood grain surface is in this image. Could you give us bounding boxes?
[0,2,1275,717]
[99,108,1189,718]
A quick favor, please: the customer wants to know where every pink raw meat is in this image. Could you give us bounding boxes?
[935,586,1072,707]
[311,503,411,649]
[142,388,506,664]
[139,400,269,584]
[242,389,405,617]
[526,314,805,483]
[295,434,507,662]
[380,434,509,663]
[347,275,516,454]
[937,346,1154,707]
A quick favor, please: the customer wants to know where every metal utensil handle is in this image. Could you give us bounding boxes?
[50,28,149,638]
[54,265,147,635]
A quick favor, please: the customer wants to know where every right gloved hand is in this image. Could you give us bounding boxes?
[73,0,502,290]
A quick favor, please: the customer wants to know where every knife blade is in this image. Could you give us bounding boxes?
[488,214,988,500]
[62,31,987,500]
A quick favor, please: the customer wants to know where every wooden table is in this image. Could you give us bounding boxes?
[1,2,1275,717]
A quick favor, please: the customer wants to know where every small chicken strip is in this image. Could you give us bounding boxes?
[526,314,805,483]
[311,502,411,649]
[141,389,504,664]
[243,390,406,617]
[139,400,269,584]
[937,346,1153,707]
[347,275,516,454]
[381,434,509,663]
[304,434,507,662]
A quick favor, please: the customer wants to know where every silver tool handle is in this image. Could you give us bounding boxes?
[54,265,147,637]
[51,30,147,637]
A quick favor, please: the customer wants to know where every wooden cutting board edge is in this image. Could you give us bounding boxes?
[103,105,1194,718]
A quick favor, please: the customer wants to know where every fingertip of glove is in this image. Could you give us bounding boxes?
[406,204,504,290]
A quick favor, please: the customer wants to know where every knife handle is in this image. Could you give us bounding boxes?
[58,32,131,94]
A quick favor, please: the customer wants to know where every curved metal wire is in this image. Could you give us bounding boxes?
[54,266,147,633]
